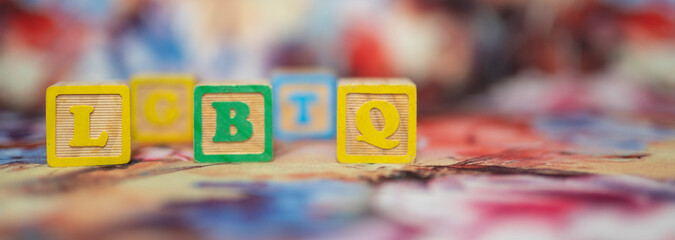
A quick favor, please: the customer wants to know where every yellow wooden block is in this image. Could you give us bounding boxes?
[46,82,131,167]
[131,75,195,143]
[337,78,416,163]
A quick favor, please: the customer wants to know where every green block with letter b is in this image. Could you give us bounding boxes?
[194,82,273,162]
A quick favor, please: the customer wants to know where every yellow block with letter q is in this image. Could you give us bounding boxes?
[337,78,416,164]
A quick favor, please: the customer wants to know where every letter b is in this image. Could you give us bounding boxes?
[212,101,253,142]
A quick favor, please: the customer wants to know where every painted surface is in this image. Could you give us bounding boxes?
[3,112,675,238]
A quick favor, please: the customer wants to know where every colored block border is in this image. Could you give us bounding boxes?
[46,84,131,167]
[130,75,195,143]
[193,84,273,163]
[336,83,417,164]
[272,73,336,141]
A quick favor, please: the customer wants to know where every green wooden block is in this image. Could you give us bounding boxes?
[194,82,273,162]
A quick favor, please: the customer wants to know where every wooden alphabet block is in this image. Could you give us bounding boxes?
[272,69,336,141]
[46,82,131,167]
[131,75,195,143]
[193,82,273,162]
[337,78,417,163]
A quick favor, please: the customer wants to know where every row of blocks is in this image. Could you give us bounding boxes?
[46,71,417,167]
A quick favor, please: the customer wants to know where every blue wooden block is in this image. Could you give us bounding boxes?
[272,70,336,141]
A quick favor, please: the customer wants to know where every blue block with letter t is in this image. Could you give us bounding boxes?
[272,69,336,141]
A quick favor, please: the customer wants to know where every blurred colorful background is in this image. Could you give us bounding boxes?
[2,1,675,239]
[2,0,674,115]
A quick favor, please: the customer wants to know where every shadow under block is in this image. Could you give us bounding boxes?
[337,79,417,164]
[46,82,131,167]
[194,82,273,162]
[131,75,195,143]
[272,70,336,140]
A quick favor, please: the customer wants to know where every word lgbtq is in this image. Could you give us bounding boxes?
[45,73,416,167]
